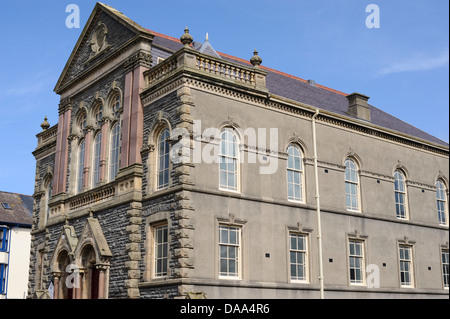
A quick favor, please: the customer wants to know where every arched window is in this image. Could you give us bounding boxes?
[394,170,408,219]
[436,180,448,226]
[92,132,102,187]
[219,128,239,192]
[95,105,103,125]
[345,158,360,211]
[44,178,53,224]
[111,94,121,117]
[287,145,304,202]
[109,123,120,181]
[156,128,170,190]
[80,113,87,131]
[77,140,85,193]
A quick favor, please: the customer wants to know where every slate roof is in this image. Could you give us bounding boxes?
[0,191,33,227]
[149,30,449,148]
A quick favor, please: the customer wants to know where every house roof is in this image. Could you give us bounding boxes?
[0,191,33,227]
[148,28,448,149]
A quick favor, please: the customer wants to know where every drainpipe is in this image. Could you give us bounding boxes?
[312,109,325,299]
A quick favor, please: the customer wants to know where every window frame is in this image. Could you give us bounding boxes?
[0,263,6,294]
[398,244,414,288]
[219,128,240,193]
[218,224,242,280]
[109,123,121,181]
[442,249,449,289]
[288,232,309,283]
[0,227,8,252]
[436,180,448,226]
[286,145,305,203]
[152,223,169,278]
[92,132,102,187]
[348,239,366,286]
[394,170,408,220]
[156,128,171,190]
[345,158,361,212]
[76,139,86,193]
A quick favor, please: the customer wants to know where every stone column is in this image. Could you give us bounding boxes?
[96,264,108,299]
[52,273,61,299]
[124,202,143,299]
[99,118,110,183]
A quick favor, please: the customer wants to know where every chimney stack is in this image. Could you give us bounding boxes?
[347,92,371,122]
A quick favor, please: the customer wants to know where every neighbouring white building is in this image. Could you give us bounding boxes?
[0,191,33,299]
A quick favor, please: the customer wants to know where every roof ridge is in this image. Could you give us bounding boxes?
[147,29,348,97]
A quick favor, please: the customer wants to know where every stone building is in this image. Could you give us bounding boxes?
[28,3,449,299]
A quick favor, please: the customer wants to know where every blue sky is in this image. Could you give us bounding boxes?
[0,0,448,195]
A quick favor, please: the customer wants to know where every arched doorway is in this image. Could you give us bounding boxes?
[81,245,99,299]
[56,250,73,299]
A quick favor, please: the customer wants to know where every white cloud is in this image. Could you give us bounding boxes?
[378,50,449,75]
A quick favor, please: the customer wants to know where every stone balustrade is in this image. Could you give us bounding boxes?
[144,47,267,91]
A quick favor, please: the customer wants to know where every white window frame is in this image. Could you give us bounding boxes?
[394,170,408,220]
[398,244,414,288]
[348,239,366,286]
[442,249,449,289]
[289,232,309,283]
[287,145,304,203]
[219,128,239,193]
[345,158,360,212]
[218,224,241,279]
[436,180,448,226]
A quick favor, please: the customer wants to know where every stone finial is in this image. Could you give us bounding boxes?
[180,26,193,47]
[40,116,50,131]
[250,49,262,67]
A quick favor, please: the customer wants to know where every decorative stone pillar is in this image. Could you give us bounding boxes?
[120,51,152,169]
[124,202,143,298]
[96,264,109,299]
[52,272,62,299]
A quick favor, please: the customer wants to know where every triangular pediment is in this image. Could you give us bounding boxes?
[49,224,79,272]
[74,217,112,262]
[54,2,154,94]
